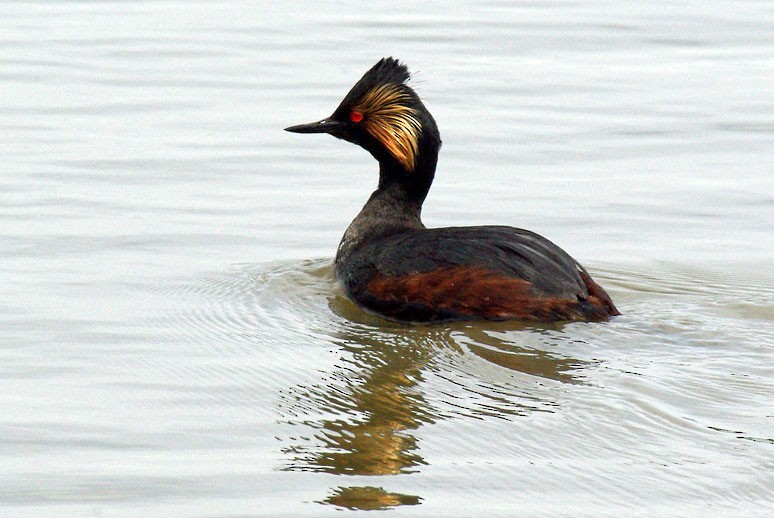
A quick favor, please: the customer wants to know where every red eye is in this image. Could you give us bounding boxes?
[349,110,363,123]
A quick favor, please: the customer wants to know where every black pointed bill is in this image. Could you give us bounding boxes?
[284,118,343,134]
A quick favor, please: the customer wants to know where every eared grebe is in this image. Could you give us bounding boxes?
[286,58,619,323]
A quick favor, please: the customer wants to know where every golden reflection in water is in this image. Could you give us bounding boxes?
[452,323,590,384]
[278,295,590,510]
[321,486,421,510]
[279,325,438,476]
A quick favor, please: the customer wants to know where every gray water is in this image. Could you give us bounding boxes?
[2,1,773,516]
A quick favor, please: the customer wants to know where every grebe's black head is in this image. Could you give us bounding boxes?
[286,58,441,197]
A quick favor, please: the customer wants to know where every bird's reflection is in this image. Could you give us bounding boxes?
[279,324,439,477]
[321,486,421,510]
[277,295,591,510]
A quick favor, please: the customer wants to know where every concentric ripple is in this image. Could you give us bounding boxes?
[142,259,773,511]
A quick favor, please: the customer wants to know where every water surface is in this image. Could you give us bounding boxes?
[1,1,772,516]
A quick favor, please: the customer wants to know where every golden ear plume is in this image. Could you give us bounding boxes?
[355,84,422,172]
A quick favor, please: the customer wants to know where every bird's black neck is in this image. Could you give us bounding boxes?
[335,157,437,267]
[379,124,440,201]
[336,120,441,267]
